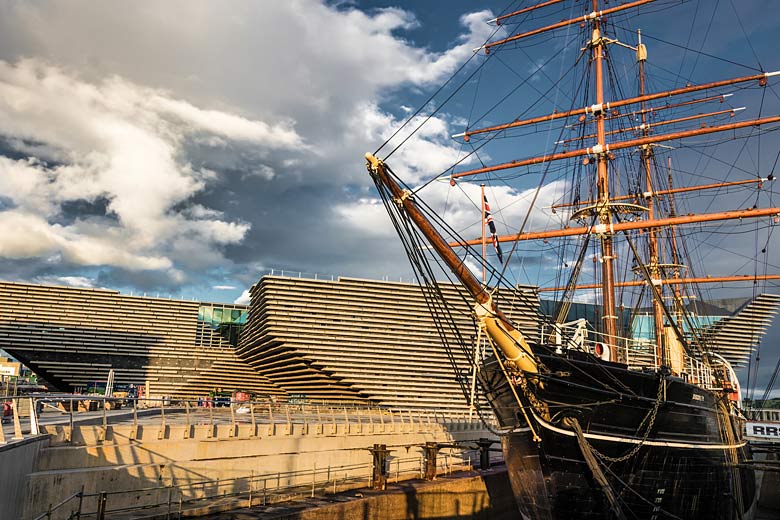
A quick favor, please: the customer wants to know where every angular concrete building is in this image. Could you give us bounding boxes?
[0,282,280,399]
[237,276,540,413]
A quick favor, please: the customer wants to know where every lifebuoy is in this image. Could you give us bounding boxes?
[594,342,611,361]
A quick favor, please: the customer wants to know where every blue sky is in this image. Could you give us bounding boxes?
[0,0,778,394]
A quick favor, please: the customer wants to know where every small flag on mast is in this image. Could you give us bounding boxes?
[484,195,504,264]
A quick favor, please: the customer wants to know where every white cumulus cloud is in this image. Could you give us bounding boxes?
[0,59,305,277]
[0,1,501,290]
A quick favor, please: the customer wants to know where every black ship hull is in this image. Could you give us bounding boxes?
[503,427,755,519]
[482,347,756,519]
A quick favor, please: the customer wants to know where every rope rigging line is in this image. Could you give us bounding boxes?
[378,0,571,162]
[377,162,641,398]
[611,23,762,73]
[728,0,764,72]
[495,37,592,281]
[372,163,517,431]
[563,415,629,520]
[373,15,505,158]
[683,0,721,83]
[367,2,777,468]
[407,32,588,196]
[618,217,714,361]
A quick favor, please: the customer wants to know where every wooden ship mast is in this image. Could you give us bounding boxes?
[443,0,780,364]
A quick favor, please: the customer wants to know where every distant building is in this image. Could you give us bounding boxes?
[0,277,539,412]
[627,295,780,367]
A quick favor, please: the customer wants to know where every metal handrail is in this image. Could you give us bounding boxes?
[4,393,494,453]
[32,487,83,520]
[262,267,418,285]
[540,321,726,390]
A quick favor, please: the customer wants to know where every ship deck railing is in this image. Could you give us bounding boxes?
[542,322,724,391]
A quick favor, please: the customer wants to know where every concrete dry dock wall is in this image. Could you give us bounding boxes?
[23,417,496,519]
[0,436,49,520]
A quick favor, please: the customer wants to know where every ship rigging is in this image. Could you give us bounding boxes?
[365,1,780,518]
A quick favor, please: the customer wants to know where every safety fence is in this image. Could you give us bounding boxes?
[3,395,493,446]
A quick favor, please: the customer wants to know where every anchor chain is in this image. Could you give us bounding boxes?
[586,374,665,463]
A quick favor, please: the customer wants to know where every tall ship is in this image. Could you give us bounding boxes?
[364,1,780,518]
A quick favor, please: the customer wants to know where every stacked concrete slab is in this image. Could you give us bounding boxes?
[0,282,281,399]
[237,276,540,413]
[695,293,780,366]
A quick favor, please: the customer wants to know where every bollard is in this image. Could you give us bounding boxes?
[315,405,323,435]
[423,442,439,481]
[475,438,495,470]
[369,444,390,490]
[130,399,138,441]
[158,399,167,440]
[66,405,74,443]
[29,398,39,435]
[99,400,107,442]
[229,403,236,438]
[184,401,191,439]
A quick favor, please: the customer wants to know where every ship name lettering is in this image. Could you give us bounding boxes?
[752,425,780,436]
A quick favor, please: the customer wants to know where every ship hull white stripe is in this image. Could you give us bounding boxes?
[528,408,746,450]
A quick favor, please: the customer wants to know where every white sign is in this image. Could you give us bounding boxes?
[0,365,19,376]
[746,421,780,440]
